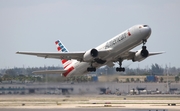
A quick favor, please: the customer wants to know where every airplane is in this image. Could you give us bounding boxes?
[16,24,164,77]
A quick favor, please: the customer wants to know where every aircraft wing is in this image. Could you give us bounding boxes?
[16,51,84,61]
[121,51,165,60]
[148,52,165,56]
[32,69,67,74]
[16,49,111,61]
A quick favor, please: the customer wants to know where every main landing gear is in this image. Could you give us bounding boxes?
[87,62,96,72]
[87,67,96,72]
[116,59,125,72]
[141,39,149,57]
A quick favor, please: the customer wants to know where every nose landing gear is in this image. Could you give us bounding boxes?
[142,39,147,50]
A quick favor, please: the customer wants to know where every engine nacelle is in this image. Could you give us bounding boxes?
[132,49,149,62]
[83,48,98,62]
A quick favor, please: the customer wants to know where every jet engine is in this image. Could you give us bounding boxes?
[83,48,98,62]
[132,49,149,62]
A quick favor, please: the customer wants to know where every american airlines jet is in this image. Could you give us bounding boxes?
[16,24,163,77]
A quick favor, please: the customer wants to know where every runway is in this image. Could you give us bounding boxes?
[0,108,170,111]
[0,95,179,111]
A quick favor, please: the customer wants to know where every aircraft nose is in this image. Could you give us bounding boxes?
[140,25,151,39]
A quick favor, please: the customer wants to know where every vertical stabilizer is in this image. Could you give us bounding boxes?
[55,40,72,69]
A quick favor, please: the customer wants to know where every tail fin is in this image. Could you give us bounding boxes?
[55,40,69,52]
[55,40,72,69]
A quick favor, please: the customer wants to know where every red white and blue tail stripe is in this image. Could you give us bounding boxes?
[55,40,76,77]
[55,40,69,52]
[55,40,72,69]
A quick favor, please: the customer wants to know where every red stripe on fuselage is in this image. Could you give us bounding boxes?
[64,62,72,68]
[63,66,74,77]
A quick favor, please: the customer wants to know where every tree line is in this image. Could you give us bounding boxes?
[0,63,180,83]
[0,63,180,76]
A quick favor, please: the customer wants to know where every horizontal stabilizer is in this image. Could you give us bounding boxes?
[33,70,67,74]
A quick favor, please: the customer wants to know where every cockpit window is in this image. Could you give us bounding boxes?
[143,25,148,27]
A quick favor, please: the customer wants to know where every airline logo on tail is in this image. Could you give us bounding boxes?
[55,40,68,52]
[55,40,74,77]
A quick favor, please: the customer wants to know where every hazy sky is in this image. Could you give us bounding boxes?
[0,0,180,69]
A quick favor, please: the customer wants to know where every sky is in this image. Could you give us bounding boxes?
[0,0,180,69]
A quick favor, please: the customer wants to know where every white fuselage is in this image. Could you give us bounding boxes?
[65,25,151,77]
